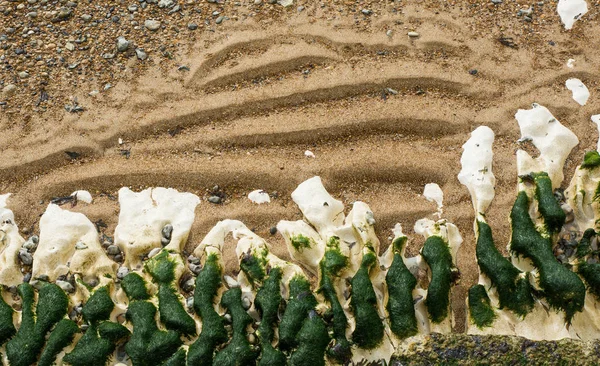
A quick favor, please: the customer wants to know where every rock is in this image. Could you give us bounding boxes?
[23,273,32,283]
[181,278,195,292]
[148,247,161,258]
[361,9,372,15]
[116,36,130,52]
[189,263,202,275]
[492,0,502,3]
[135,48,147,60]
[469,69,478,75]
[187,22,198,30]
[117,266,129,279]
[75,241,88,250]
[56,280,75,293]
[297,5,304,11]
[208,195,222,204]
[128,5,138,12]
[241,296,251,310]
[107,245,121,255]
[65,42,74,51]
[2,84,17,98]
[408,31,420,37]
[386,29,393,37]
[168,5,181,14]
[81,14,92,22]
[158,0,174,8]
[278,0,293,6]
[187,255,200,265]
[144,19,161,31]
[215,16,225,24]
[186,297,194,309]
[269,226,277,235]
[22,235,39,251]
[55,7,72,21]
[26,11,37,18]
[18,71,29,79]
[19,249,33,265]
[162,224,173,241]
[224,275,239,288]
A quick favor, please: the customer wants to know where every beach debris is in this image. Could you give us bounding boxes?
[567,59,575,68]
[304,150,315,158]
[498,37,517,48]
[71,190,93,204]
[408,31,420,37]
[566,78,590,106]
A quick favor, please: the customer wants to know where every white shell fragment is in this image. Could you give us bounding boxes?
[458,126,496,217]
[248,190,270,204]
[567,58,575,68]
[423,183,444,217]
[566,78,590,106]
[71,190,93,204]
[304,150,315,158]
[557,0,588,30]
[515,104,579,188]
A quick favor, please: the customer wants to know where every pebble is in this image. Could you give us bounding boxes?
[23,235,38,251]
[135,48,148,60]
[148,247,161,258]
[128,5,138,12]
[117,266,129,279]
[116,36,130,52]
[19,249,33,265]
[81,14,92,22]
[158,0,174,8]
[65,42,75,51]
[269,226,277,235]
[187,22,198,30]
[386,29,393,37]
[145,19,161,31]
[83,276,99,287]
[18,71,30,79]
[208,195,222,204]
[361,9,372,15]
[2,84,17,98]
[224,275,239,288]
[75,241,88,250]
[491,0,502,3]
[56,280,75,293]
[23,273,32,283]
[187,255,200,265]
[241,297,252,310]
[469,69,478,75]
[107,245,121,255]
[408,31,420,37]
[297,6,304,12]
[215,16,225,24]
[186,297,194,309]
[181,278,195,292]
[189,263,202,275]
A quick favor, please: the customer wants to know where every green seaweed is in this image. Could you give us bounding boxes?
[290,234,313,251]
[240,247,269,285]
[533,172,566,234]
[213,287,258,365]
[145,249,176,284]
[421,235,453,324]
[468,284,496,329]
[255,267,285,366]
[510,190,586,323]
[279,275,318,351]
[318,236,351,363]
[63,324,118,366]
[475,220,534,317]
[576,229,596,259]
[38,319,78,366]
[162,348,187,366]
[6,283,69,366]
[188,253,228,365]
[82,287,114,323]
[386,236,418,339]
[350,250,384,349]
[121,272,150,301]
[577,262,600,301]
[125,301,183,366]
[0,289,16,345]
[581,151,600,169]
[289,310,330,366]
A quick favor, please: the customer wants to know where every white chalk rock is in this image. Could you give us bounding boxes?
[566,78,590,106]
[458,126,496,218]
[114,187,200,268]
[567,58,575,68]
[248,190,270,204]
[0,194,25,286]
[592,114,600,151]
[71,190,93,203]
[276,220,324,274]
[304,150,315,158]
[33,204,116,281]
[423,183,444,217]
[291,176,344,235]
[515,104,579,188]
[557,0,588,30]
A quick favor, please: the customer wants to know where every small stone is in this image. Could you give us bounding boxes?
[469,69,478,75]
[22,235,38,251]
[361,9,372,15]
[297,5,304,12]
[56,280,75,293]
[208,195,222,204]
[114,254,123,262]
[386,29,393,37]
[37,274,49,282]
[18,71,29,79]
[23,273,32,283]
[162,224,173,241]
[2,84,17,98]
[189,263,202,275]
[278,0,293,6]
[187,22,198,30]
[224,275,239,288]
[117,266,129,279]
[148,247,161,258]
[158,0,174,8]
[144,19,161,31]
[128,5,138,12]
[186,297,194,309]
[181,278,195,292]
[19,249,33,265]
[408,31,420,37]
[81,14,92,22]
[188,255,200,265]
[491,0,502,3]
[56,7,72,21]
[116,36,130,52]
[135,48,148,60]
[215,16,225,24]
[241,297,251,310]
[107,245,121,255]
[111,15,120,23]
[65,42,75,51]
[75,241,88,250]
[26,11,37,18]
[269,227,277,235]
[223,313,232,323]
[83,276,99,288]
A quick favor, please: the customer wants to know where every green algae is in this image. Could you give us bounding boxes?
[255,267,285,366]
[290,234,313,251]
[350,250,384,349]
[162,348,187,366]
[511,190,585,322]
[213,287,258,366]
[289,310,330,366]
[533,172,566,234]
[145,249,177,284]
[125,301,182,366]
[468,284,496,329]
[63,324,118,366]
[318,236,351,363]
[188,253,227,365]
[581,151,600,169]
[82,287,114,323]
[6,283,69,366]
[279,275,318,351]
[576,229,596,259]
[421,235,453,324]
[475,220,533,317]
[121,272,150,301]
[386,236,418,339]
[240,247,269,285]
[0,289,15,345]
[38,319,78,366]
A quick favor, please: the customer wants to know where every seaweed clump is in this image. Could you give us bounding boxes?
[386,236,418,338]
[421,236,453,323]
[279,275,318,351]
[468,284,496,329]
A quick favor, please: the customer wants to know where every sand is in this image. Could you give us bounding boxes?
[1,1,600,332]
